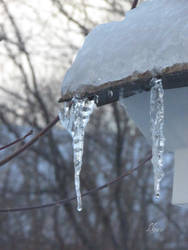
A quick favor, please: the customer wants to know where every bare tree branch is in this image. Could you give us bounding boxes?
[131,0,139,9]
[53,0,89,36]
[0,116,59,167]
[0,33,5,41]
[0,129,33,151]
[0,0,50,123]
[0,154,152,213]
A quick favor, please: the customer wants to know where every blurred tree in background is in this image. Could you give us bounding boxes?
[0,0,187,249]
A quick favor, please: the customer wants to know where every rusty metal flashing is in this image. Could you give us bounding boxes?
[59,63,188,107]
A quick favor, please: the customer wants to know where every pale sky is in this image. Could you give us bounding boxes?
[0,0,131,100]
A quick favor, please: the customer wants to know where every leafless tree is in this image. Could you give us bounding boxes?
[0,0,187,249]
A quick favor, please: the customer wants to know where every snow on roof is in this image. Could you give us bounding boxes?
[61,0,188,99]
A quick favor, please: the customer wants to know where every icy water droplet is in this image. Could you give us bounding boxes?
[95,95,99,104]
[59,98,95,211]
[108,90,113,97]
[146,222,162,233]
[150,78,165,199]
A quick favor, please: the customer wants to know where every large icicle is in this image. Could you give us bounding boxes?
[150,78,165,199]
[59,98,95,211]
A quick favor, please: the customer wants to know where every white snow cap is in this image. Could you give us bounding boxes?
[61,0,188,97]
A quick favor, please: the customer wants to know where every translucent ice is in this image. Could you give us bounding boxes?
[59,98,95,211]
[150,78,165,199]
[146,222,162,233]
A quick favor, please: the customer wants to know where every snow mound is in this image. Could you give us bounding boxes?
[61,0,188,98]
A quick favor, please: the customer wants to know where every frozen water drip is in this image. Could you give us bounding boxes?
[59,98,95,211]
[150,78,165,199]
[146,222,162,233]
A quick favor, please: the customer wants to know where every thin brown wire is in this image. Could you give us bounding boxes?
[0,116,59,167]
[0,154,152,213]
[0,130,33,151]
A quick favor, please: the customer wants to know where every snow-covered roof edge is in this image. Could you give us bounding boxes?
[59,63,188,103]
[60,0,188,103]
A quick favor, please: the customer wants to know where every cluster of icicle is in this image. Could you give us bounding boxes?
[58,77,164,211]
[59,97,95,211]
[150,78,165,199]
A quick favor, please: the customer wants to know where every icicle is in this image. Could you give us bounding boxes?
[150,78,165,199]
[59,97,95,211]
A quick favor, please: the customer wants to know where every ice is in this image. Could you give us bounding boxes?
[150,78,165,199]
[120,78,165,198]
[59,98,95,211]
[120,79,165,199]
[146,222,162,233]
[61,0,188,97]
